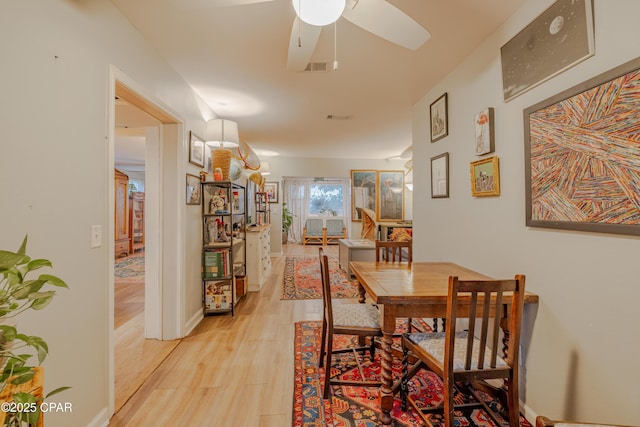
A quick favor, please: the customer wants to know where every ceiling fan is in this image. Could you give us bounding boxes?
[175,0,430,71]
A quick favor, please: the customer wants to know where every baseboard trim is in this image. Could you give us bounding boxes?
[184,308,203,336]
[86,407,110,427]
[521,400,539,426]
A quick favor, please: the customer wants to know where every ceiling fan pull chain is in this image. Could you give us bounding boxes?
[333,21,338,71]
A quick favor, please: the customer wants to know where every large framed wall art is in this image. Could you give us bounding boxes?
[501,0,595,102]
[377,171,404,221]
[524,56,640,236]
[351,170,377,221]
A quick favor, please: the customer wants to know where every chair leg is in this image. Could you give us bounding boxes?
[443,374,455,427]
[323,332,334,399]
[319,316,327,368]
[401,343,409,411]
[507,375,521,427]
[369,337,375,362]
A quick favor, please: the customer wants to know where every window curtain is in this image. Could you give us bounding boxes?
[282,177,351,244]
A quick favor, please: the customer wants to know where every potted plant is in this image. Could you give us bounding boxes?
[0,235,69,426]
[282,203,293,244]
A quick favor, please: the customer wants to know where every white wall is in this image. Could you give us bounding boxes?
[412,0,640,423]
[262,156,412,255]
[0,1,209,425]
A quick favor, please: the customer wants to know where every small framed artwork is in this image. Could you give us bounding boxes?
[186,173,201,205]
[264,182,279,203]
[377,171,404,221]
[470,156,500,197]
[351,170,377,221]
[189,131,205,167]
[474,107,495,155]
[430,92,448,142]
[430,153,449,198]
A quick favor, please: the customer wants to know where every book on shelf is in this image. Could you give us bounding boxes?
[204,280,232,310]
[202,249,231,278]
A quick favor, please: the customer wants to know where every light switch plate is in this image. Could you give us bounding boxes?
[91,225,102,248]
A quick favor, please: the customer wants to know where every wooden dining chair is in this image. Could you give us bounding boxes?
[375,239,412,262]
[318,247,383,399]
[375,239,416,332]
[400,274,526,427]
[536,416,634,427]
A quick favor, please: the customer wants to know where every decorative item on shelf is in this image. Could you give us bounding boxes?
[199,170,207,182]
[237,140,261,171]
[228,157,243,181]
[209,190,228,214]
[206,118,239,180]
[213,167,223,181]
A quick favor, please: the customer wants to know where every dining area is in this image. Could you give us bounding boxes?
[318,239,540,426]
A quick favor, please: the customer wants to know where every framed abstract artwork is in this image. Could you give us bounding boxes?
[470,156,500,197]
[377,171,404,221]
[189,131,205,167]
[351,170,377,221]
[501,0,595,102]
[474,108,495,156]
[431,153,449,198]
[524,56,640,236]
[430,93,448,142]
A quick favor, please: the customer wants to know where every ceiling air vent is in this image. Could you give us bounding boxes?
[326,114,353,120]
[304,61,330,73]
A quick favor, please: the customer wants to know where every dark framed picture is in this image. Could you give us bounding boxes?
[186,173,201,205]
[264,182,279,203]
[351,170,377,221]
[189,131,205,167]
[474,108,495,156]
[470,156,500,197]
[524,56,640,236]
[430,92,448,142]
[430,153,449,198]
[377,171,404,221]
[501,0,595,102]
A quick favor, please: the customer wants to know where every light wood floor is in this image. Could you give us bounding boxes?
[109,243,337,426]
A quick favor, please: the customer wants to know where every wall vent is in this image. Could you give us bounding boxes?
[304,61,330,73]
[326,114,353,120]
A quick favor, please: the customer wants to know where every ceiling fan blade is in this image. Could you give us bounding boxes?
[169,0,273,9]
[287,17,322,72]
[342,0,430,50]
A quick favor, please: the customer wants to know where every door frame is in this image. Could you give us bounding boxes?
[107,65,185,414]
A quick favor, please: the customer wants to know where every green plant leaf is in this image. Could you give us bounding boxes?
[16,235,28,255]
[11,279,46,300]
[0,251,28,270]
[46,386,71,398]
[0,324,17,341]
[11,391,41,425]
[11,370,35,385]
[29,292,55,310]
[39,274,68,288]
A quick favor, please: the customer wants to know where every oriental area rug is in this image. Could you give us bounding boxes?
[115,251,145,284]
[293,321,533,427]
[281,256,360,300]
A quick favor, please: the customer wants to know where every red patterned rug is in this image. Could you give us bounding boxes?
[293,321,533,427]
[281,256,360,300]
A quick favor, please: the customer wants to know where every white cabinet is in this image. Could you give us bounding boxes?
[246,225,271,291]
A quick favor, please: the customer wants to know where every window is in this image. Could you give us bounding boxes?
[309,183,344,216]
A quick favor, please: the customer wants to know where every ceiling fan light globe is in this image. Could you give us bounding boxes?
[292,0,345,26]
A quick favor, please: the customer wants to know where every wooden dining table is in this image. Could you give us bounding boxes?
[349,261,539,426]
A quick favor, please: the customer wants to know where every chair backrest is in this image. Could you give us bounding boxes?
[375,240,412,262]
[325,218,345,236]
[318,247,334,328]
[445,275,525,376]
[305,218,324,236]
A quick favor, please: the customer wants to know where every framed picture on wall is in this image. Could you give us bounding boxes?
[524,56,640,236]
[470,156,500,197]
[186,173,201,205]
[474,108,495,155]
[431,153,449,198]
[500,0,595,102]
[189,131,205,167]
[264,182,279,203]
[351,170,377,221]
[430,92,448,142]
[377,171,404,221]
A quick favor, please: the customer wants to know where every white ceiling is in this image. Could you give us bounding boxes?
[111,0,527,160]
